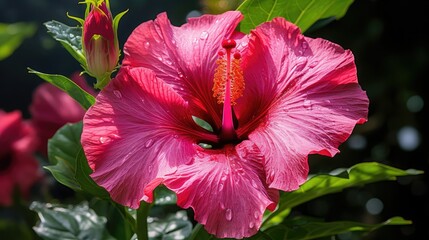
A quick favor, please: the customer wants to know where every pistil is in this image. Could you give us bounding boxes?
[212,39,244,142]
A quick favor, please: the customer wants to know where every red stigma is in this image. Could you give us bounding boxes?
[233,52,241,59]
[222,39,236,49]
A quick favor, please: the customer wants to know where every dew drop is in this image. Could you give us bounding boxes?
[308,61,319,68]
[200,31,209,40]
[225,209,233,221]
[218,183,224,191]
[253,211,259,220]
[142,195,150,202]
[165,59,173,65]
[220,202,225,210]
[99,136,111,144]
[249,222,255,228]
[303,99,313,110]
[144,41,150,49]
[221,174,227,182]
[113,90,122,99]
[145,139,154,148]
[171,39,176,45]
[173,134,179,139]
[301,41,309,49]
[251,179,258,189]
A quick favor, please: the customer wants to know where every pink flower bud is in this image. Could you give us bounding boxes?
[83,1,119,85]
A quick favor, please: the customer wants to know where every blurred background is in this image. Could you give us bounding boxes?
[0,0,427,239]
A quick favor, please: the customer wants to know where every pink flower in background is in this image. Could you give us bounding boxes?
[0,110,40,206]
[30,73,95,155]
[81,11,369,238]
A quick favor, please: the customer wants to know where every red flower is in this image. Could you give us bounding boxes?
[82,12,369,238]
[0,110,40,206]
[29,73,95,155]
[82,0,120,88]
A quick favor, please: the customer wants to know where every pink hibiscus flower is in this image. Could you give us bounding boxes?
[30,73,95,155]
[0,110,40,206]
[81,11,369,238]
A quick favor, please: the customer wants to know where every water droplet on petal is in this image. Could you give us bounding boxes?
[113,90,122,99]
[225,209,233,221]
[218,183,224,191]
[173,134,179,139]
[251,179,258,189]
[220,202,225,210]
[145,139,154,148]
[249,222,255,228]
[99,136,111,144]
[142,195,150,202]
[303,99,313,110]
[144,41,150,49]
[253,211,259,220]
[221,174,227,182]
[301,41,309,49]
[199,31,209,40]
[165,59,173,65]
[309,61,319,68]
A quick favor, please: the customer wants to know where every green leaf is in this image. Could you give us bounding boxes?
[192,116,214,132]
[264,216,411,240]
[44,20,86,67]
[263,162,423,228]
[46,122,109,198]
[148,211,193,240]
[154,186,177,206]
[237,0,355,33]
[0,22,36,60]
[28,68,95,110]
[30,201,115,240]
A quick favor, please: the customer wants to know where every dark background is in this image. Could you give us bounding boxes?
[1,0,428,239]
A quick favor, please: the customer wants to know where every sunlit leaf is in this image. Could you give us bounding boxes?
[28,69,95,110]
[263,162,423,228]
[148,211,193,240]
[30,202,115,240]
[44,20,86,67]
[264,216,411,240]
[46,122,109,198]
[0,22,36,60]
[237,0,355,33]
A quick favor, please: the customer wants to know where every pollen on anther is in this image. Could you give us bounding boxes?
[212,52,245,105]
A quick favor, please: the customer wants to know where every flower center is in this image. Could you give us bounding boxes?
[212,39,245,142]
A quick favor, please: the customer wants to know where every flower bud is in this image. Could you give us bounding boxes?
[83,0,119,88]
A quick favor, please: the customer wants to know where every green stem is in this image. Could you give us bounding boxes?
[136,201,151,240]
[188,224,203,240]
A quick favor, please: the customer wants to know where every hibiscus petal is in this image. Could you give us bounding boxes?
[246,18,369,191]
[122,11,243,129]
[81,67,198,208]
[163,140,277,239]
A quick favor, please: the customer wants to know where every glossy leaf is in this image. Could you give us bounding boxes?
[44,20,86,67]
[263,162,423,227]
[148,211,193,240]
[237,0,354,33]
[28,69,95,110]
[45,122,109,198]
[264,216,411,240]
[30,201,115,240]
